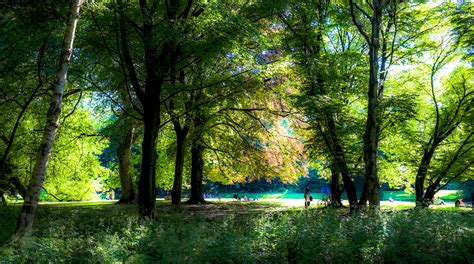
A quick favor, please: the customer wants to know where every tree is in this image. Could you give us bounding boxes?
[167,74,191,205]
[349,0,400,208]
[114,0,256,217]
[278,1,368,211]
[16,0,83,236]
[158,2,274,204]
[113,116,139,204]
[413,64,473,207]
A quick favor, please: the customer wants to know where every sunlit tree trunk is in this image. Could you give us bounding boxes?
[16,0,82,236]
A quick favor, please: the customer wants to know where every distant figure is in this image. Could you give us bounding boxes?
[243,195,249,202]
[105,193,111,200]
[388,197,394,203]
[164,190,172,200]
[253,195,259,201]
[233,194,241,201]
[15,192,19,202]
[435,197,445,205]
[455,198,465,207]
[304,188,311,208]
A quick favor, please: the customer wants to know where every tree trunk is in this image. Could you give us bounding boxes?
[326,115,358,211]
[362,0,382,209]
[187,139,205,204]
[340,168,358,212]
[420,131,472,208]
[422,177,443,208]
[117,125,136,204]
[16,0,82,236]
[138,106,159,218]
[171,126,189,205]
[1,191,6,207]
[310,2,358,212]
[415,147,436,207]
[329,169,343,207]
[118,0,180,219]
[358,181,368,207]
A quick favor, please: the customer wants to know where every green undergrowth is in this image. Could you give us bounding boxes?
[1,201,473,263]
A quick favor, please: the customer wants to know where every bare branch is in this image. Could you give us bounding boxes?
[354,2,372,21]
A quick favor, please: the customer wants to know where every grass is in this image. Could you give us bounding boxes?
[1,200,473,263]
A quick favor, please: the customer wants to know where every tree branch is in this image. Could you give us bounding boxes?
[349,0,371,44]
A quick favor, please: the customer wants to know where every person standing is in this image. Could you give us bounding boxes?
[304,188,311,208]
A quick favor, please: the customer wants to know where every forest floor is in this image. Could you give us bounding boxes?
[1,200,473,263]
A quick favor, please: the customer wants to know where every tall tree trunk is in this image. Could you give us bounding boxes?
[118,0,180,219]
[171,125,189,205]
[362,0,382,209]
[117,124,137,204]
[16,0,82,236]
[138,105,160,218]
[187,140,205,204]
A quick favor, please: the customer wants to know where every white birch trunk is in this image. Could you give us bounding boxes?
[16,0,83,236]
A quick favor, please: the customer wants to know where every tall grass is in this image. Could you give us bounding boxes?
[1,203,473,263]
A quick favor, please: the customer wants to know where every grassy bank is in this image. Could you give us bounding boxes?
[1,201,473,263]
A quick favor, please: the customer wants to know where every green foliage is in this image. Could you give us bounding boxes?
[1,203,473,262]
[42,107,109,201]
